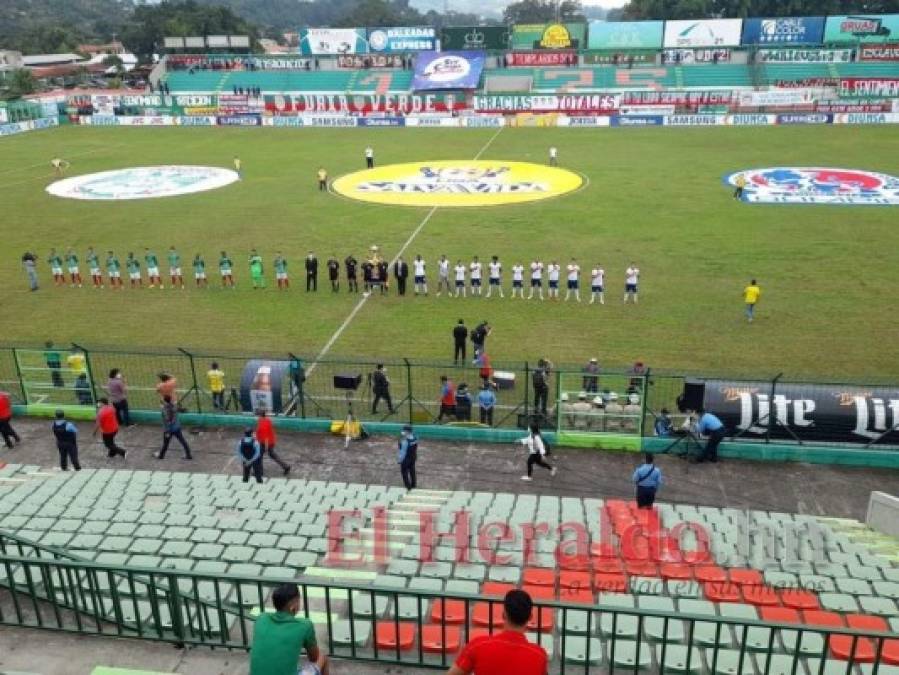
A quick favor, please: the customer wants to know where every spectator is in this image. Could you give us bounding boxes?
[0,389,20,448]
[453,319,468,364]
[582,357,599,393]
[51,409,81,471]
[532,359,551,417]
[519,422,555,482]
[94,398,126,458]
[207,362,226,411]
[654,408,673,437]
[107,368,132,426]
[305,251,318,292]
[256,409,290,475]
[44,341,63,388]
[478,381,496,426]
[74,373,93,406]
[477,350,493,383]
[437,375,456,423]
[633,453,662,508]
[447,589,547,675]
[371,364,394,415]
[156,372,177,402]
[249,583,329,675]
[397,424,418,491]
[155,395,192,460]
[236,427,263,484]
[455,383,472,421]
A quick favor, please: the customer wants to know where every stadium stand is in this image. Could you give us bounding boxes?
[163,69,415,94]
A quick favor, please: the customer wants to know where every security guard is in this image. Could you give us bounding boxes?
[397,425,418,491]
[52,410,81,471]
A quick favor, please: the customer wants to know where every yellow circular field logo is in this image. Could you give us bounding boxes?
[331,160,583,208]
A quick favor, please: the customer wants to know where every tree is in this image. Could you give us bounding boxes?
[503,0,585,25]
[620,0,899,19]
[7,69,36,97]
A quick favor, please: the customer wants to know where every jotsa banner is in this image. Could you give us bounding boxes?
[663,19,743,48]
[824,14,899,43]
[412,51,485,90]
[741,17,825,45]
[298,28,367,54]
[505,51,578,66]
[511,23,587,50]
[757,48,853,63]
[587,20,663,49]
[367,27,436,52]
[440,26,510,50]
[860,43,899,60]
[472,94,619,113]
[839,78,899,97]
[692,379,899,444]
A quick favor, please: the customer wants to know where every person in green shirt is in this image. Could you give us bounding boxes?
[219,251,234,288]
[126,252,142,289]
[145,248,162,289]
[65,248,82,288]
[106,251,122,289]
[193,253,207,288]
[274,252,289,291]
[48,248,64,286]
[86,247,102,289]
[249,248,265,290]
[167,246,184,289]
[249,584,328,675]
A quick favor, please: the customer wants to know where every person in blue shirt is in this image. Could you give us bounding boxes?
[694,409,725,463]
[51,409,81,471]
[632,453,661,508]
[654,408,673,437]
[397,425,418,491]
[236,427,263,484]
[478,381,497,426]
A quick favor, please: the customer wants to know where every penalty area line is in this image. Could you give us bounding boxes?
[306,125,504,375]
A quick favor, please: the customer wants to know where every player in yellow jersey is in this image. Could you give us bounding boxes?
[743,279,761,322]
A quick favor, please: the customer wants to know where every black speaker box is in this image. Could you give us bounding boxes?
[334,373,362,391]
[678,381,706,412]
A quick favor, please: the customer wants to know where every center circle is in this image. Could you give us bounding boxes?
[46,165,240,201]
[332,160,584,207]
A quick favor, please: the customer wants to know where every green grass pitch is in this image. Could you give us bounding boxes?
[2,124,898,381]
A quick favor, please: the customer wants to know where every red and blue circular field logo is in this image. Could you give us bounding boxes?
[724,167,899,205]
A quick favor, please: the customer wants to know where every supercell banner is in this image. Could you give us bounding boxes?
[367,27,436,52]
[741,17,825,45]
[440,26,510,50]
[663,19,743,48]
[757,48,853,62]
[472,94,619,113]
[839,78,899,97]
[587,20,663,49]
[506,51,578,66]
[823,14,899,43]
[694,379,899,445]
[860,43,899,60]
[511,23,587,50]
[298,28,367,54]
[412,51,485,91]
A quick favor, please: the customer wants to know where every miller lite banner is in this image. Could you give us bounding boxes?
[691,379,899,444]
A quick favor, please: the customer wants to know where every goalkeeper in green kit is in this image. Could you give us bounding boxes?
[249,249,265,290]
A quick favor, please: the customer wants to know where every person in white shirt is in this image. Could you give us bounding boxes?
[590,264,605,305]
[436,255,450,297]
[547,260,561,299]
[519,422,555,481]
[364,146,374,169]
[566,258,581,302]
[453,260,466,298]
[486,256,503,299]
[549,147,558,167]
[413,255,428,296]
[469,256,483,296]
[528,259,544,300]
[511,262,525,299]
[624,263,640,304]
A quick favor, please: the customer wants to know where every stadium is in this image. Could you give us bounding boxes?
[1,6,899,675]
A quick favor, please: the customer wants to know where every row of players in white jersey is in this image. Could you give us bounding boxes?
[405,256,641,304]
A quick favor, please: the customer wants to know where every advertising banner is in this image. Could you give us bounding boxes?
[726,114,778,125]
[824,14,899,43]
[218,94,250,114]
[859,43,899,60]
[611,115,664,126]
[357,117,406,127]
[264,93,465,115]
[405,116,462,127]
[587,20,663,49]
[839,77,899,97]
[559,116,612,127]
[775,78,837,88]
[217,115,262,126]
[758,48,853,63]
[337,54,404,68]
[620,104,675,116]
[91,95,115,116]
[583,51,655,65]
[741,17,825,45]
[817,101,890,112]
[622,90,733,106]
[177,116,217,126]
[462,116,505,127]
[412,51,485,90]
[367,27,436,53]
[664,114,727,126]
[834,112,899,124]
[0,117,59,136]
[116,116,174,126]
[776,112,833,124]
[738,90,816,107]
[440,26,510,51]
[505,51,578,66]
[662,48,730,64]
[472,94,619,113]
[511,23,586,50]
[298,28,367,55]
[664,19,743,48]
[694,379,899,444]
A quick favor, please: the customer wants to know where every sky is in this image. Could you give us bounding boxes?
[410,0,627,18]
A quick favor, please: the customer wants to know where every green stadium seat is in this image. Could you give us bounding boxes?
[561,636,603,664]
[709,649,754,675]
[657,645,703,674]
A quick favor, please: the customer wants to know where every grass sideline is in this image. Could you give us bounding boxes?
[1,124,898,381]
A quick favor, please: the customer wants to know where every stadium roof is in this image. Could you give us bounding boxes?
[22,53,85,66]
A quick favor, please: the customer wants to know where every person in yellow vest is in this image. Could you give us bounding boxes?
[733,173,747,200]
[317,167,328,192]
[233,156,242,180]
[743,279,761,322]
[207,362,226,410]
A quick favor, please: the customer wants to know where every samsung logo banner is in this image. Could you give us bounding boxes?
[665,114,726,126]
[742,17,825,45]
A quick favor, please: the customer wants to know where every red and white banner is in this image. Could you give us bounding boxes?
[472,93,619,113]
[859,44,899,61]
[621,90,733,105]
[816,102,891,113]
[775,78,837,89]
[839,78,899,98]
[218,94,250,113]
[264,93,466,115]
[504,51,578,67]
[336,54,404,69]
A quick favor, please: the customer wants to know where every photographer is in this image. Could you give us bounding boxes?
[371,364,394,415]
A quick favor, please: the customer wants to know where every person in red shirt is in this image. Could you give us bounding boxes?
[0,390,21,448]
[436,375,456,423]
[94,397,126,458]
[448,589,548,675]
[256,409,290,475]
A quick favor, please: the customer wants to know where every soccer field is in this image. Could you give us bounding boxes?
[2,124,898,381]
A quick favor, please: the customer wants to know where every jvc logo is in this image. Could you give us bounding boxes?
[737,393,815,434]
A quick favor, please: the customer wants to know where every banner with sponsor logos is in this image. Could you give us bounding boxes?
[505,51,578,67]
[511,23,587,50]
[693,379,899,445]
[412,51,485,91]
[472,94,619,113]
[619,104,675,116]
[775,77,837,88]
[757,48,853,63]
[337,54,404,68]
[440,26,510,51]
[558,116,612,127]
[726,114,778,125]
[583,51,655,65]
[587,20,663,49]
[839,77,899,97]
[217,115,261,126]
[298,28,367,55]
[265,93,465,115]
[738,90,817,107]
[611,115,664,126]
[0,117,58,136]
[367,27,436,52]
[664,19,743,48]
[834,112,899,124]
[662,48,730,64]
[777,112,833,124]
[741,17,825,45]
[404,116,462,127]
[817,101,890,113]
[859,43,899,60]
[824,14,899,43]
[664,114,727,126]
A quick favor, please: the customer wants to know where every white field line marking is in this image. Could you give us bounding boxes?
[306,126,504,375]
[0,143,127,178]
